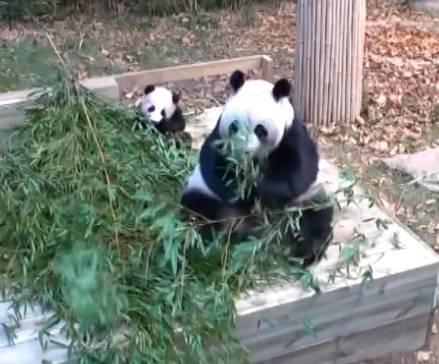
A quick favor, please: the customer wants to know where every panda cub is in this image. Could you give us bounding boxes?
[181,70,334,267]
[136,85,188,136]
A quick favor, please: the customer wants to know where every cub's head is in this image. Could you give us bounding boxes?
[136,85,181,123]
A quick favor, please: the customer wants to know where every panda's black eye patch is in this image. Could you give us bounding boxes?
[229,121,239,136]
[254,124,268,140]
[161,109,166,117]
[147,106,155,112]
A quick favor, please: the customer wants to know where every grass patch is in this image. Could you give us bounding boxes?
[0,37,57,92]
[61,35,124,76]
[0,36,123,92]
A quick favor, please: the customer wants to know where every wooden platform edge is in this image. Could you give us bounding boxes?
[115,55,273,96]
[236,263,439,363]
[0,55,273,151]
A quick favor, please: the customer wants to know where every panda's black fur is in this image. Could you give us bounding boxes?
[181,70,334,267]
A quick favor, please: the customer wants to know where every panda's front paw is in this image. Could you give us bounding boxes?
[256,180,291,209]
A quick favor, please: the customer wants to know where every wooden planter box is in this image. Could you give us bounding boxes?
[1,56,438,364]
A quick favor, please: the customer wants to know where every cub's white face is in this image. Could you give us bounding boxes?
[218,79,295,158]
[136,87,176,123]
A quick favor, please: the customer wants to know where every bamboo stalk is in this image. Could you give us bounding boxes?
[328,0,336,123]
[313,0,324,125]
[321,0,330,126]
[357,0,366,118]
[341,0,348,124]
[351,0,359,122]
[328,0,337,124]
[294,0,303,115]
[346,0,353,123]
[309,0,317,122]
[305,0,312,121]
[335,0,343,124]
[299,0,306,118]
[317,0,325,126]
[294,0,365,126]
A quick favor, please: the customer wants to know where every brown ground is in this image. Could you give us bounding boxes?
[1,0,439,362]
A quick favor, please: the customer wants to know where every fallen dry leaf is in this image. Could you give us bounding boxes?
[417,351,432,362]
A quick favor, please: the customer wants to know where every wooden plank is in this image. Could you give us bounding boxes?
[238,269,436,362]
[115,55,267,96]
[237,264,438,330]
[260,56,274,83]
[0,89,45,150]
[79,76,120,104]
[0,335,70,364]
[0,89,45,129]
[255,313,430,364]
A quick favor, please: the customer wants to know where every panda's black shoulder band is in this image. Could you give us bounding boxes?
[144,85,155,95]
[172,92,181,104]
[272,79,291,101]
[230,70,245,93]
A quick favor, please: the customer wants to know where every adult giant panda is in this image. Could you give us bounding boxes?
[181,70,334,267]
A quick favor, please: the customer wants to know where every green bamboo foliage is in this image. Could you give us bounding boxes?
[0,76,327,363]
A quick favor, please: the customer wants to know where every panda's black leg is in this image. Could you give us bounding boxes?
[292,206,334,267]
[181,191,255,239]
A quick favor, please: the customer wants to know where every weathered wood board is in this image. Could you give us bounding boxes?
[1,105,439,364]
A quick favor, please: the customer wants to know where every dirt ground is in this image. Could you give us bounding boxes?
[1,0,438,362]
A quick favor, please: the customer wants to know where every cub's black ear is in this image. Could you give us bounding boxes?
[229,70,245,93]
[172,91,181,104]
[272,79,291,101]
[144,85,155,95]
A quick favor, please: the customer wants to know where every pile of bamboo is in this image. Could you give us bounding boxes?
[294,0,366,126]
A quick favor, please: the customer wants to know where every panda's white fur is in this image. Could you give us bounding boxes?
[136,86,177,123]
[185,164,219,200]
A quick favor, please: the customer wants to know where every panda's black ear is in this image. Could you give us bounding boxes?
[230,70,245,93]
[172,91,181,104]
[144,85,155,95]
[272,79,291,101]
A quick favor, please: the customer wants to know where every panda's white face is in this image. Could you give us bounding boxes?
[136,86,177,123]
[218,79,295,159]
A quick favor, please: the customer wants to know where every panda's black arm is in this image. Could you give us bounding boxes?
[256,177,292,208]
[257,119,320,208]
[156,109,186,134]
[257,170,314,208]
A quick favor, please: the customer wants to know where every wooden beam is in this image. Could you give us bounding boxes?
[115,55,269,96]
[79,76,120,104]
[261,56,274,83]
